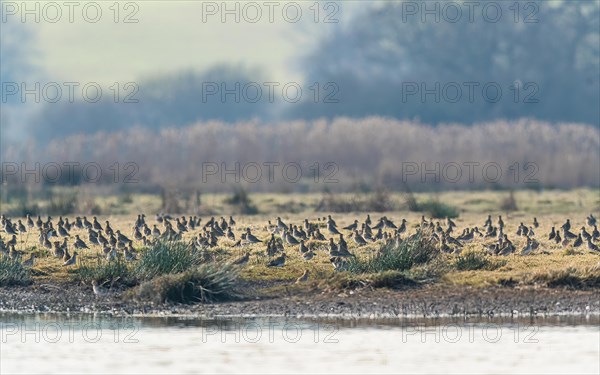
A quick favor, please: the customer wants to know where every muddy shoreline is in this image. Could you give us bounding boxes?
[1,283,598,319]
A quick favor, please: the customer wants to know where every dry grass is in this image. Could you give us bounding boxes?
[1,190,599,294]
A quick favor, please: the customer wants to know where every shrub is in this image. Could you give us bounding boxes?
[0,255,31,286]
[136,240,201,280]
[136,264,241,304]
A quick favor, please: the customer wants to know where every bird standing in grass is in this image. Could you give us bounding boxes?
[232,252,250,265]
[62,251,78,267]
[91,280,109,297]
[295,270,310,283]
[74,235,89,250]
[267,253,286,267]
[587,238,599,252]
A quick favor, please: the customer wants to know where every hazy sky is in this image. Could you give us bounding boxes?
[8,1,362,85]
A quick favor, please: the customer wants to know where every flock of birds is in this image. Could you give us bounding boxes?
[0,212,599,275]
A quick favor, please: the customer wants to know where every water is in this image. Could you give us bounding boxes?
[1,313,598,374]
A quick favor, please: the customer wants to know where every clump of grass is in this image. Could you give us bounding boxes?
[526,266,600,289]
[407,256,450,282]
[364,270,418,289]
[344,232,439,273]
[0,255,31,286]
[136,240,201,280]
[455,251,506,271]
[136,264,241,304]
[75,257,134,286]
[317,272,366,291]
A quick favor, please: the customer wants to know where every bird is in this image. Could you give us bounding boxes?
[299,240,309,253]
[52,241,64,258]
[73,235,89,250]
[573,234,583,248]
[276,217,288,231]
[548,227,556,240]
[62,251,78,266]
[353,230,367,246]
[22,253,35,267]
[587,238,599,252]
[244,228,263,244]
[285,231,300,246]
[92,217,103,231]
[561,219,571,232]
[267,253,286,267]
[57,224,69,237]
[328,238,340,257]
[116,230,131,244]
[520,237,534,255]
[295,269,310,283]
[302,251,315,261]
[587,214,597,227]
[6,235,17,247]
[124,242,137,261]
[592,225,600,240]
[91,280,109,297]
[343,220,359,231]
[232,252,250,265]
[327,221,341,235]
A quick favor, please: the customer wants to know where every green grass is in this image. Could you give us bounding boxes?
[74,257,134,286]
[135,240,202,280]
[0,255,31,286]
[136,263,242,304]
[455,251,506,271]
[344,231,439,273]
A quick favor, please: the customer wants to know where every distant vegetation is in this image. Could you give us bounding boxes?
[4,118,598,196]
[8,1,596,141]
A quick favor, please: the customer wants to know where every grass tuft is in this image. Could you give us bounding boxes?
[455,251,506,271]
[136,263,241,304]
[344,231,439,273]
[74,257,134,286]
[364,270,418,289]
[135,240,201,280]
[0,255,32,286]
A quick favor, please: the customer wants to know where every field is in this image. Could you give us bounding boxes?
[1,189,599,316]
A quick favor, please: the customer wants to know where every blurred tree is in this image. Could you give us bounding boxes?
[289,1,599,126]
[28,64,271,139]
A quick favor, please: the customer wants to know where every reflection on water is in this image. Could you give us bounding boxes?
[1,313,598,374]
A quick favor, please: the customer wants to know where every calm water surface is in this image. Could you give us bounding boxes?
[1,313,598,374]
